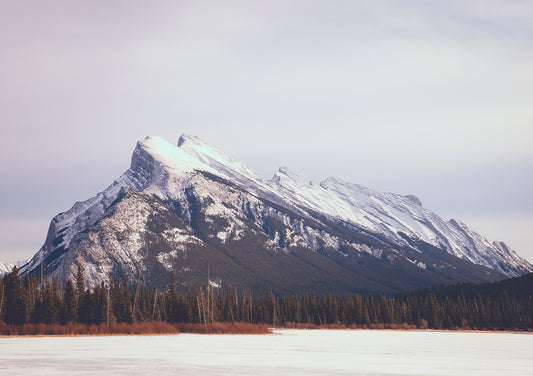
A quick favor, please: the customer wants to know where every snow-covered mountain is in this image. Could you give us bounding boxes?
[0,262,15,276]
[0,260,29,277]
[20,135,532,294]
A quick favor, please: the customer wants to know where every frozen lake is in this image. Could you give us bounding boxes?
[1,329,531,375]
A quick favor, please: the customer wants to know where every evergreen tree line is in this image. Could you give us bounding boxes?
[1,267,531,330]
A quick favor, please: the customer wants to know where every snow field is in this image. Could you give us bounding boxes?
[0,330,531,376]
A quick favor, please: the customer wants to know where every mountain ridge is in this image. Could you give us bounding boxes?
[19,134,532,293]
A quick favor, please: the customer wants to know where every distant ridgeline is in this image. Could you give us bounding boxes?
[1,267,532,331]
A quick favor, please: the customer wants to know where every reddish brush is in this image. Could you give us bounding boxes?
[0,322,180,336]
[176,322,271,334]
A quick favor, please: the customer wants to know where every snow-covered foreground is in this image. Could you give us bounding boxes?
[1,329,531,375]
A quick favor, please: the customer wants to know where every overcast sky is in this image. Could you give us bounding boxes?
[1,0,532,263]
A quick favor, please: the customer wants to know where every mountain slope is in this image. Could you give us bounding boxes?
[19,135,532,294]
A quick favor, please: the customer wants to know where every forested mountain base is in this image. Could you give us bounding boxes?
[1,267,532,335]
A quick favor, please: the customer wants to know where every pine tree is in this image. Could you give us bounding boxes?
[62,279,78,324]
[76,265,85,297]
[3,266,27,325]
[0,276,4,319]
[78,290,95,325]
[40,278,60,324]
[93,283,107,324]
[76,266,88,323]
[168,271,179,322]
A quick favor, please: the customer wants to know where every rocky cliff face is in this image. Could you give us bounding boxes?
[19,135,532,294]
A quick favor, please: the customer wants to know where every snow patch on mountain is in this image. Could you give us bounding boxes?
[0,260,29,276]
[260,169,529,276]
[178,134,262,186]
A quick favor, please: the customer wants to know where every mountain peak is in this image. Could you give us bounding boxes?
[277,166,300,179]
[177,133,237,166]
[177,134,262,185]
[132,136,209,175]
[404,194,422,206]
[271,166,306,186]
[321,176,370,195]
[177,134,202,148]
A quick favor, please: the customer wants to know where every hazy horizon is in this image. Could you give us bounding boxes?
[1,1,532,264]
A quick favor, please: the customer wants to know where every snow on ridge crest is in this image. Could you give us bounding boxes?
[271,166,306,186]
[137,136,212,175]
[176,133,262,185]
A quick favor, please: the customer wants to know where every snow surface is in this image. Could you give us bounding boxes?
[0,330,531,375]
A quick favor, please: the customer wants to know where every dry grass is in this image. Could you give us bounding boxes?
[277,322,531,332]
[176,322,271,334]
[3,321,525,336]
[0,322,180,336]
[281,322,419,330]
[0,321,271,336]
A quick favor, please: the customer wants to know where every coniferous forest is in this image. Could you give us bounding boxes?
[1,266,532,335]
